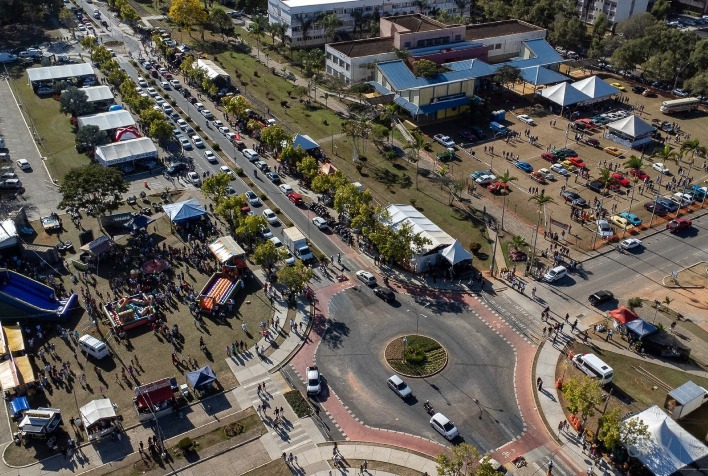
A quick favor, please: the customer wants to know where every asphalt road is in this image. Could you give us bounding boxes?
[315,287,524,451]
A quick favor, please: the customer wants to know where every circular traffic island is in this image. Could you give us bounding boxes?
[385,335,448,378]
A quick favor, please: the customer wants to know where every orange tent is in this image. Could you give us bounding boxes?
[608,306,638,325]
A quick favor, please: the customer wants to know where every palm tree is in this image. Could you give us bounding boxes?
[651,144,679,165]
[413,0,430,13]
[597,167,616,196]
[680,139,707,167]
[527,191,556,273]
[496,169,517,228]
[405,130,427,189]
[510,235,528,249]
[299,16,315,48]
[248,15,268,60]
[623,155,644,173]
[351,10,364,38]
[454,0,470,16]
[320,12,344,43]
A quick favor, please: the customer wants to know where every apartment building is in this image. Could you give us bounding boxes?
[576,0,650,24]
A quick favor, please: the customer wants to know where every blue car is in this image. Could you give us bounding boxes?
[619,212,642,226]
[470,170,493,180]
[655,198,679,213]
[515,161,534,173]
[689,185,706,200]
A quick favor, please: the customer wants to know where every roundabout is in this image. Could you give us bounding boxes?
[316,286,524,451]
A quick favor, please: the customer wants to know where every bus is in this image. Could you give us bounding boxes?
[660,97,700,114]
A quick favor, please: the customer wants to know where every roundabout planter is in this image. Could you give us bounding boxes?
[385,335,448,378]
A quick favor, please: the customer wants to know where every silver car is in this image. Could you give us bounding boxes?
[387,375,412,398]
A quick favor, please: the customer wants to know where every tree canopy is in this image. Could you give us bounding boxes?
[76,125,109,148]
[59,164,128,211]
[60,87,93,117]
[277,261,314,303]
[169,0,206,30]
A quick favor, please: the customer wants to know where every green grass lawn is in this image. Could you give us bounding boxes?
[9,75,90,181]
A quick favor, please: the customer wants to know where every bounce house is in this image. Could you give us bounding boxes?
[199,266,242,313]
[0,269,78,320]
[103,293,157,331]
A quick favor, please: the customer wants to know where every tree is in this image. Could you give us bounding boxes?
[253,239,286,271]
[406,129,427,188]
[312,169,348,195]
[597,167,616,195]
[80,35,98,51]
[139,108,165,129]
[650,0,670,20]
[412,59,439,78]
[367,221,431,265]
[236,215,268,246]
[299,16,315,48]
[592,13,609,39]
[510,235,527,249]
[435,442,497,476]
[223,95,251,121]
[598,407,649,452]
[562,375,603,421]
[616,13,656,39]
[59,9,78,36]
[148,119,174,144]
[208,9,233,40]
[59,164,128,211]
[202,172,233,204]
[248,14,268,59]
[303,48,325,76]
[214,194,247,226]
[259,124,290,152]
[549,15,590,51]
[120,6,140,24]
[413,0,430,13]
[684,71,708,97]
[651,144,679,165]
[680,139,707,164]
[76,125,109,148]
[296,155,319,184]
[268,22,288,46]
[277,261,314,303]
[60,87,93,117]
[320,12,344,43]
[454,0,470,15]
[689,39,708,73]
[280,144,310,167]
[341,118,371,161]
[494,65,521,88]
[623,155,644,173]
[168,0,206,33]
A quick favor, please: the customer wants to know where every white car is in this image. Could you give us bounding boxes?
[517,114,536,125]
[538,168,555,181]
[433,134,455,148]
[259,225,273,239]
[475,174,496,185]
[146,87,158,97]
[306,366,322,395]
[218,126,231,136]
[137,77,148,87]
[162,104,174,114]
[550,163,570,176]
[213,120,224,128]
[160,81,170,90]
[620,238,642,250]
[652,162,670,174]
[225,132,237,141]
[262,208,279,225]
[169,79,181,89]
[671,192,694,207]
[387,375,412,399]
[245,190,261,206]
[154,96,166,106]
[312,216,329,230]
[200,109,214,119]
[187,171,201,186]
[16,159,31,170]
[596,220,614,238]
[194,102,205,111]
[179,137,192,150]
[356,270,376,286]
[204,150,217,163]
[177,119,189,130]
[430,413,459,441]
[282,249,296,266]
[219,165,234,177]
[278,184,293,195]
[192,135,204,148]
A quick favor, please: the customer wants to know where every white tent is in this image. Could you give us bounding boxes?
[0,219,18,250]
[95,138,157,167]
[163,199,207,223]
[79,398,116,427]
[384,204,454,253]
[209,236,245,264]
[571,76,620,100]
[194,59,230,81]
[607,115,654,138]
[77,110,135,131]
[625,405,708,476]
[541,82,591,106]
[441,240,472,266]
[27,63,94,83]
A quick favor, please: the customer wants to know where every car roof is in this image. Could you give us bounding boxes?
[432,413,450,424]
[389,375,403,385]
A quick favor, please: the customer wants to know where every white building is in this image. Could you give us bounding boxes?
[268,0,466,48]
[576,0,650,24]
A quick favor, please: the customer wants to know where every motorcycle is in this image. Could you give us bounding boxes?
[424,400,434,415]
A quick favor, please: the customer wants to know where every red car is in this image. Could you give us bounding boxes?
[567,156,586,168]
[487,182,510,193]
[629,169,649,181]
[666,218,692,232]
[612,173,630,187]
[541,152,556,162]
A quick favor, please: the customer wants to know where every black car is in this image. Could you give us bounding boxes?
[589,290,614,306]
[585,138,601,148]
[560,190,587,206]
[586,181,605,193]
[373,287,395,302]
[166,162,187,175]
[632,86,646,94]
[644,201,668,216]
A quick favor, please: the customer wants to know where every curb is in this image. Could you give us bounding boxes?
[316,440,439,462]
[531,340,563,446]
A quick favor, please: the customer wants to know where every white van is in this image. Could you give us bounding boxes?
[572,353,614,385]
[242,149,259,161]
[79,335,110,360]
[543,265,567,283]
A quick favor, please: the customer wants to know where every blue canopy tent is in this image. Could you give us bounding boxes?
[186,365,216,390]
[9,396,29,416]
[292,134,319,151]
[162,199,207,224]
[625,319,659,338]
[124,214,154,231]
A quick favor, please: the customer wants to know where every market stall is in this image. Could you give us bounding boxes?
[186,366,217,398]
[18,407,62,439]
[80,398,122,442]
[133,377,177,422]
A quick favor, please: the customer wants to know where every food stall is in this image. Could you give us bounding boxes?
[186,366,217,398]
[18,407,62,439]
[79,398,122,442]
[133,377,177,422]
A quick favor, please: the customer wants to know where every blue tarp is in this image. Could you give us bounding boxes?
[9,396,29,415]
[292,134,319,151]
[163,199,207,224]
[625,319,659,338]
[186,366,216,389]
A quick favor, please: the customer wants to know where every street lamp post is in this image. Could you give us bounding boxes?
[622,184,637,238]
[489,194,507,276]
[526,209,542,276]
[407,301,430,335]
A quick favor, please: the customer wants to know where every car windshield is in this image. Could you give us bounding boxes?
[396,382,406,390]
[443,421,455,431]
[308,378,319,386]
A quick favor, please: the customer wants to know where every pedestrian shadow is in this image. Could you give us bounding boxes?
[539,387,557,402]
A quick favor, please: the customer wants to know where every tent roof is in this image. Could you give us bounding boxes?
[384,204,454,253]
[77,110,135,131]
[609,306,638,325]
[9,396,29,415]
[27,63,94,82]
[80,398,116,427]
[519,66,568,86]
[541,82,591,106]
[80,85,114,103]
[0,219,18,250]
[0,356,35,390]
[292,134,319,151]
[125,214,154,230]
[2,325,25,355]
[626,406,708,476]
[209,236,245,264]
[571,75,620,99]
[625,319,659,338]
[80,235,114,255]
[95,138,156,167]
[163,199,207,223]
[668,381,707,405]
[194,59,229,80]
[186,366,216,388]
[441,240,473,265]
[606,115,655,138]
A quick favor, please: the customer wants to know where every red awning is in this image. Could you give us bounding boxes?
[608,306,638,325]
[135,385,174,409]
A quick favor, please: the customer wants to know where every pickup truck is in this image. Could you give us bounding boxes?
[436,148,457,162]
[666,218,692,232]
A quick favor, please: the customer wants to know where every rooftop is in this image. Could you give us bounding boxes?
[282,0,362,8]
[386,14,451,32]
[328,37,394,58]
[465,19,543,41]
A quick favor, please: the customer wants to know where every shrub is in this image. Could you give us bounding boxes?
[409,198,417,207]
[469,242,482,254]
[260,193,267,200]
[627,297,643,310]
[234,167,243,175]
[404,344,426,364]
[273,207,280,214]
[284,390,311,418]
[223,422,244,437]
[176,437,194,452]
[213,144,221,151]
[194,125,201,132]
